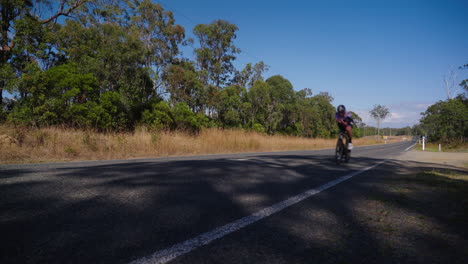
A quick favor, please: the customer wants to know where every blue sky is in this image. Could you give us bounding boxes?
[158,0,468,127]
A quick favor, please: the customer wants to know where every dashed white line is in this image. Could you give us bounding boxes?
[129,160,387,264]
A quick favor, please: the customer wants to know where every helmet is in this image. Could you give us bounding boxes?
[337,105,346,113]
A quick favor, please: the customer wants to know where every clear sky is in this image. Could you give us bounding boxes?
[158,0,468,128]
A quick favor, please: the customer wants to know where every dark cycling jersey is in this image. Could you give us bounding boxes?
[335,111,354,131]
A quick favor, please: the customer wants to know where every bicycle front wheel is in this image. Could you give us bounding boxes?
[344,138,351,163]
[335,140,343,164]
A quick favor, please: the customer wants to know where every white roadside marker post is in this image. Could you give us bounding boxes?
[439,144,441,152]
[422,136,425,151]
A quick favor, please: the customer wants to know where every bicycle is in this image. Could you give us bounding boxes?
[335,131,351,164]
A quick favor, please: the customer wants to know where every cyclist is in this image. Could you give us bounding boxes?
[335,105,354,150]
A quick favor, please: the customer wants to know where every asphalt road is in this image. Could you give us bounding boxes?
[1,140,467,264]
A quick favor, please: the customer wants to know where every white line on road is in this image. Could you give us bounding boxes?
[129,160,387,264]
[404,142,417,152]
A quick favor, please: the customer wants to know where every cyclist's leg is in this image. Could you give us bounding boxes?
[338,122,346,134]
[346,125,353,143]
[344,117,353,143]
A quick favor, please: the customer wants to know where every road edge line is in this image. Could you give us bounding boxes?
[404,142,417,152]
[129,160,387,264]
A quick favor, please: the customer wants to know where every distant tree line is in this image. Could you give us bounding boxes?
[0,0,368,138]
[418,95,467,143]
[415,64,468,143]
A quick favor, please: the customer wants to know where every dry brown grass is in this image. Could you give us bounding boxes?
[0,126,401,164]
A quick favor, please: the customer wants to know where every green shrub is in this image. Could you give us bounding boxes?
[252,123,265,134]
[7,103,34,126]
[141,101,174,130]
[173,102,200,132]
[93,92,129,130]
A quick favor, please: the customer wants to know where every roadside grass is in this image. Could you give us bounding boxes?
[392,168,468,213]
[366,166,468,237]
[403,169,468,221]
[414,142,468,152]
[376,167,468,198]
[0,126,400,164]
[427,168,468,181]
[394,169,468,190]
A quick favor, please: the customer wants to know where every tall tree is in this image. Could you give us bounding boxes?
[295,90,336,137]
[443,66,460,99]
[232,61,269,88]
[317,92,333,103]
[0,0,88,105]
[460,64,468,93]
[265,75,296,132]
[218,85,246,127]
[349,111,363,137]
[193,20,240,89]
[248,80,281,134]
[349,111,363,127]
[55,21,151,97]
[130,0,186,96]
[369,104,390,137]
[163,59,204,112]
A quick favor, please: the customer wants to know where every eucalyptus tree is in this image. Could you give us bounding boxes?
[369,104,390,137]
[193,20,240,89]
[232,61,269,88]
[460,64,468,93]
[1,0,82,104]
[443,66,459,99]
[130,0,186,96]
[247,80,281,134]
[162,59,204,112]
[265,75,297,133]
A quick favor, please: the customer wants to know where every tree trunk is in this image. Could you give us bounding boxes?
[377,119,380,139]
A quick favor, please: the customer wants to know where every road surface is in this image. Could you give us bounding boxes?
[1,140,467,264]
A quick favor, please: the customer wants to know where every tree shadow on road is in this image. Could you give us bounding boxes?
[1,153,467,264]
